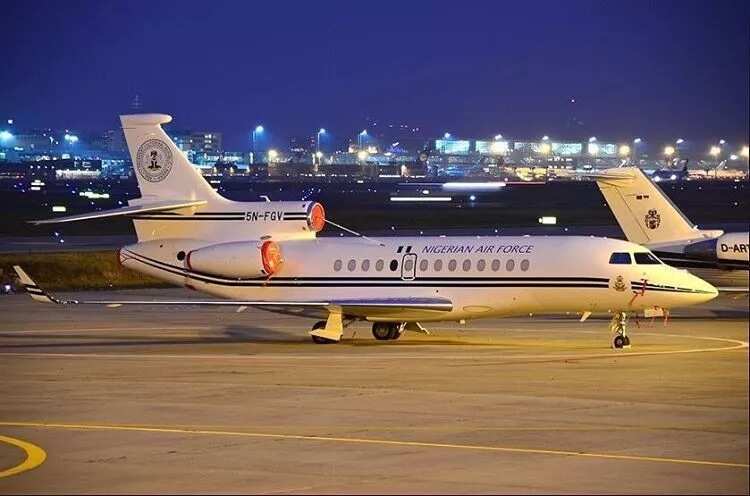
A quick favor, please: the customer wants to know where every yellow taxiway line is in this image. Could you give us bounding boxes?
[1,421,746,469]
[0,434,46,478]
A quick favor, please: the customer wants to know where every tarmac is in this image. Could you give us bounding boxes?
[0,289,747,494]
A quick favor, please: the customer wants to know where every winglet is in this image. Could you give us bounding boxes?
[12,266,62,304]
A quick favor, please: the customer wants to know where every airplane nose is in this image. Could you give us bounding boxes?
[687,272,718,302]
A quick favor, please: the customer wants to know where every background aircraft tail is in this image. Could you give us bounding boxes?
[594,167,704,245]
[120,114,225,204]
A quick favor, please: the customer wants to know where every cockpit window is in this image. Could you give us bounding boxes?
[634,252,661,265]
[609,252,632,264]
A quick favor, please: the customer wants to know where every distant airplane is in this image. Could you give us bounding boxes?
[592,166,749,292]
[650,159,689,182]
[14,115,718,349]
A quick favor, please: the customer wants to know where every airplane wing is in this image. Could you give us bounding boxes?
[12,266,453,316]
[29,200,207,225]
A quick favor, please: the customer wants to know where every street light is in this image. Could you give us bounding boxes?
[709,146,721,158]
[268,149,278,163]
[741,146,749,158]
[618,144,631,157]
[315,150,323,165]
[494,134,503,140]
[539,142,551,155]
[664,145,675,157]
[357,150,368,162]
[252,125,264,152]
[316,128,326,152]
[0,130,13,142]
[633,138,642,144]
[443,132,451,139]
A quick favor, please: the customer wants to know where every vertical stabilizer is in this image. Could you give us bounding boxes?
[595,167,702,245]
[120,114,223,203]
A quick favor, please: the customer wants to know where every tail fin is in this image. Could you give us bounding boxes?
[594,167,703,245]
[120,114,223,203]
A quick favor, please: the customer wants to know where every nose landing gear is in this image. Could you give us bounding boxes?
[610,311,631,349]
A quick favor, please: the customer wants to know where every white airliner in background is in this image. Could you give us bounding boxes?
[14,115,718,349]
[592,167,749,292]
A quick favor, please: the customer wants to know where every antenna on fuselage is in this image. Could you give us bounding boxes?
[324,219,386,247]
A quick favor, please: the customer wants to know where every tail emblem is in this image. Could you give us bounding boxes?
[136,139,173,182]
[644,209,661,230]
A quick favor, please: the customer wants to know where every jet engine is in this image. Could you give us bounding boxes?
[684,232,750,262]
[185,240,283,278]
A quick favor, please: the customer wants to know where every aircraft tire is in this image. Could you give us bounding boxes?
[372,322,392,341]
[387,324,402,340]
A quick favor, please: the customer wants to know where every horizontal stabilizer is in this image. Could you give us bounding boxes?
[29,200,207,225]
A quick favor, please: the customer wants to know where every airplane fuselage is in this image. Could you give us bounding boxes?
[121,235,717,322]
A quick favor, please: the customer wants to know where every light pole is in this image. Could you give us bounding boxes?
[358,130,367,149]
[316,128,326,153]
[252,125,264,152]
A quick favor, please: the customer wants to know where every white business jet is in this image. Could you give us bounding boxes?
[592,166,748,292]
[14,115,718,349]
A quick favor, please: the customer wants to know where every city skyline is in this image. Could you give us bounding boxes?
[2,0,748,150]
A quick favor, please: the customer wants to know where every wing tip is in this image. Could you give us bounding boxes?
[12,266,58,304]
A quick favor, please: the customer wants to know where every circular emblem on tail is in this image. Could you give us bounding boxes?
[136,139,173,182]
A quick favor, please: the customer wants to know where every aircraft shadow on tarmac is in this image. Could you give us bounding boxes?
[0,323,531,349]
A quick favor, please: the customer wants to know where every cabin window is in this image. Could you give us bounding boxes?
[403,258,414,272]
[419,259,428,272]
[448,259,457,272]
[462,259,471,271]
[520,259,530,271]
[375,259,385,271]
[334,259,343,271]
[434,259,443,271]
[491,259,501,271]
[609,252,632,265]
[347,259,357,271]
[506,259,515,271]
[361,259,370,272]
[634,252,661,265]
[390,259,399,271]
[477,259,486,271]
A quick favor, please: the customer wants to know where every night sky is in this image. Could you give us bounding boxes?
[2,0,748,149]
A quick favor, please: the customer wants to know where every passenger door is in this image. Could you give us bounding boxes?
[401,253,417,281]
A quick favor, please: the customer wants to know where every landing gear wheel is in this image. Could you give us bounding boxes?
[372,323,392,341]
[610,312,630,349]
[311,321,336,344]
[386,323,403,340]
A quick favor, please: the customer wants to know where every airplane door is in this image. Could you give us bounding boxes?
[401,253,417,281]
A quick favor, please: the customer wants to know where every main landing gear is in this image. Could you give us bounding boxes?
[371,322,404,341]
[610,311,631,349]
